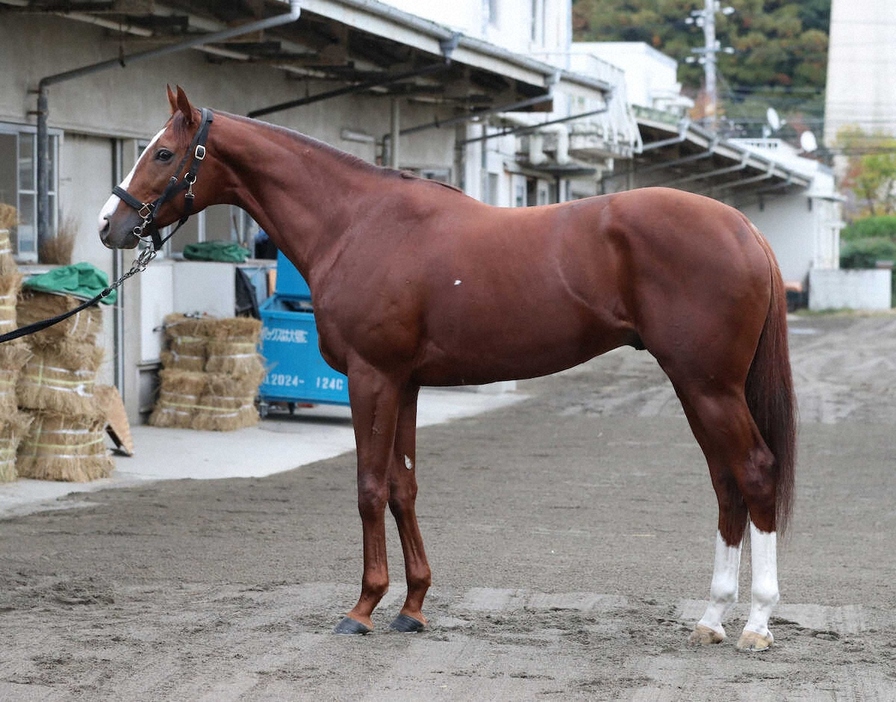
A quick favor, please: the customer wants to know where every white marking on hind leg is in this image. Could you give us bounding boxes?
[738,523,779,650]
[690,530,742,644]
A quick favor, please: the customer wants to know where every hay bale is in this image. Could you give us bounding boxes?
[0,271,22,334]
[191,372,262,431]
[148,369,208,428]
[0,205,17,230]
[17,341,104,415]
[205,339,265,376]
[160,336,207,372]
[160,314,210,371]
[0,410,31,483]
[203,317,262,340]
[16,291,103,346]
[0,342,30,416]
[154,316,264,431]
[16,410,113,482]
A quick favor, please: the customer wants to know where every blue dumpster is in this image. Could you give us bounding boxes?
[258,252,349,407]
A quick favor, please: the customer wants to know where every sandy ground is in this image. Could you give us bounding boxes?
[1,311,895,701]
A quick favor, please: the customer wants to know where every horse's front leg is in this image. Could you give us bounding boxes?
[335,366,403,635]
[387,384,431,632]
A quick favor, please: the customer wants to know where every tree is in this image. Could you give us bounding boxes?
[572,0,829,138]
[837,127,896,217]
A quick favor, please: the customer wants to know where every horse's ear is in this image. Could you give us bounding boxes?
[175,86,196,126]
[166,84,178,114]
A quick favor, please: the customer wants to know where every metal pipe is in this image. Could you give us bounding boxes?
[35,1,302,250]
[459,106,609,145]
[390,98,400,168]
[247,62,449,119]
[399,93,554,137]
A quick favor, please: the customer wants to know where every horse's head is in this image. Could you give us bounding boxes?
[98,86,213,249]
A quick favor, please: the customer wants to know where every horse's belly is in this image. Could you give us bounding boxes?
[411,314,629,386]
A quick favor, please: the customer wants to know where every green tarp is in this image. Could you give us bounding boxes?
[23,262,117,305]
[182,241,250,263]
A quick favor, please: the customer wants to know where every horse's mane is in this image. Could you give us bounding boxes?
[209,111,466,195]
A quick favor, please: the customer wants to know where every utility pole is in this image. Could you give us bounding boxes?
[686,0,734,132]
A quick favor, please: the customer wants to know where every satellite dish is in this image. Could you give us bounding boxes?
[766,107,782,132]
[800,131,818,153]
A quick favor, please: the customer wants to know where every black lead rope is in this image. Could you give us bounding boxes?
[0,247,156,344]
[0,108,213,345]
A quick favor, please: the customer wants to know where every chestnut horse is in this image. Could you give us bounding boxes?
[99,87,795,651]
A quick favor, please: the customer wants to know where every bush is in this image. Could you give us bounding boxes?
[841,215,896,241]
[840,237,896,269]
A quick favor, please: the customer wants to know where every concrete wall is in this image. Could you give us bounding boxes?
[809,269,893,311]
[824,0,896,145]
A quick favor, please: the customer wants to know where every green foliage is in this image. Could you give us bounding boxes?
[840,238,896,269]
[571,0,830,136]
[837,128,896,216]
[840,216,896,242]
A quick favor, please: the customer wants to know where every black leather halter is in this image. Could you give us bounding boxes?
[112,107,214,251]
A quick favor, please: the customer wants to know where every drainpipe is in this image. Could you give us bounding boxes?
[35,0,302,251]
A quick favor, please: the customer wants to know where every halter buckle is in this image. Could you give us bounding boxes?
[195,144,206,160]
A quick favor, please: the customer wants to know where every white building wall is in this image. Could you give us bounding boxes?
[740,194,820,285]
[824,0,896,145]
[385,0,571,55]
[571,42,689,113]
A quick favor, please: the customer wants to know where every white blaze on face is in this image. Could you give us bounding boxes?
[97,127,166,232]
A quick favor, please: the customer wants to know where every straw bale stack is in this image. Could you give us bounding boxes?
[0,343,32,483]
[0,206,22,331]
[15,289,112,481]
[0,342,30,416]
[17,339,104,416]
[148,369,208,428]
[0,204,18,277]
[0,209,30,482]
[150,315,264,431]
[16,410,113,482]
[16,291,103,347]
[0,411,31,483]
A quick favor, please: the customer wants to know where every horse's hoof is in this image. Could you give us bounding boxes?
[688,624,725,645]
[389,613,426,633]
[736,630,773,652]
[334,616,372,635]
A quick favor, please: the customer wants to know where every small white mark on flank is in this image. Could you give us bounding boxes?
[454,279,462,286]
[404,455,414,471]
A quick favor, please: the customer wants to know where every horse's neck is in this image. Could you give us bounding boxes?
[213,114,376,280]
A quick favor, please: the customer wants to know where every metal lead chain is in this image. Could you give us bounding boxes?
[105,247,157,297]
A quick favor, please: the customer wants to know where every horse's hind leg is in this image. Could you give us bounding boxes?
[387,384,431,632]
[673,384,780,651]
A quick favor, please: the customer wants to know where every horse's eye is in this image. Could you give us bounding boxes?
[156,149,174,163]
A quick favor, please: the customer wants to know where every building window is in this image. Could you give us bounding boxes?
[0,124,60,262]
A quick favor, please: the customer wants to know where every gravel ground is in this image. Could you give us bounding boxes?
[1,311,894,701]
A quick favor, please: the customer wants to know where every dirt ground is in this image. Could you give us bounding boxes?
[1,311,895,701]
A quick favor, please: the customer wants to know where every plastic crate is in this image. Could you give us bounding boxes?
[275,250,311,299]
[258,296,349,406]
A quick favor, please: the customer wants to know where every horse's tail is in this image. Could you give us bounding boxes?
[745,232,797,536]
